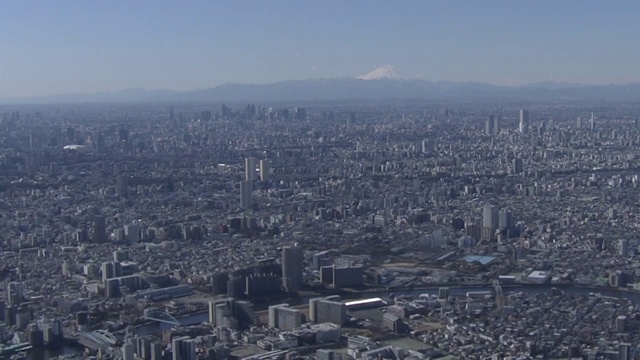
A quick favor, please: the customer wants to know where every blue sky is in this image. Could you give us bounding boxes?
[1,0,639,98]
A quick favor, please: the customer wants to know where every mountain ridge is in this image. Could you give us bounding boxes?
[3,78,640,104]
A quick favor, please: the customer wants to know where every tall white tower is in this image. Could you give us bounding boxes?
[245,157,256,181]
[259,159,270,181]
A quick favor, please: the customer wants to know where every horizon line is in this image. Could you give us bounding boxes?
[3,77,640,101]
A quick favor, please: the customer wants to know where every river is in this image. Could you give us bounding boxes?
[30,283,640,359]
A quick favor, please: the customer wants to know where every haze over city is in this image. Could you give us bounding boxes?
[3,2,640,360]
[2,0,640,99]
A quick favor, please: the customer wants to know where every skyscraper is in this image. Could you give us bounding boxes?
[124,223,140,244]
[245,157,256,181]
[498,209,512,230]
[482,206,499,240]
[483,206,499,229]
[485,115,500,136]
[619,239,628,257]
[282,245,304,291]
[172,336,196,360]
[200,111,212,121]
[259,159,270,181]
[239,180,252,210]
[116,174,129,198]
[485,118,493,136]
[268,304,302,331]
[519,109,529,133]
[101,262,115,283]
[512,158,523,174]
[94,215,107,243]
[122,343,135,360]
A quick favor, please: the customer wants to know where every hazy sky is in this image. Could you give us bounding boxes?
[1,0,639,98]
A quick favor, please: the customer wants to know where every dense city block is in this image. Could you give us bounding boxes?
[1,101,640,360]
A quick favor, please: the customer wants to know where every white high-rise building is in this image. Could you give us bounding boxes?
[240,181,252,210]
[124,223,140,243]
[498,209,512,229]
[519,109,529,133]
[245,157,256,181]
[259,159,270,181]
[482,206,499,229]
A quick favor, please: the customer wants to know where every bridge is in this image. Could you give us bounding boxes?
[77,330,118,351]
[142,307,181,326]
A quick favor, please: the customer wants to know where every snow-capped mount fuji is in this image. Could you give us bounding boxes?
[357,65,405,80]
[4,70,640,104]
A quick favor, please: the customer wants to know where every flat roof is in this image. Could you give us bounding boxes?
[345,297,384,307]
[462,255,496,265]
[528,270,549,278]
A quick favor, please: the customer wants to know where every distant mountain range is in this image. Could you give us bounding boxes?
[3,72,640,104]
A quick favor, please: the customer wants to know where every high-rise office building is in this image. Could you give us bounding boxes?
[172,336,197,360]
[519,109,529,133]
[512,158,524,174]
[94,215,107,243]
[498,209,512,230]
[239,181,252,210]
[483,206,499,229]
[282,245,304,291]
[259,159,270,181]
[221,104,230,118]
[244,157,256,181]
[484,115,501,136]
[619,239,629,257]
[349,112,357,125]
[616,315,626,333]
[124,223,140,244]
[268,304,302,331]
[619,343,631,360]
[102,262,115,283]
[482,206,499,240]
[122,343,135,360]
[211,272,229,296]
[438,287,450,300]
[113,250,128,263]
[309,297,346,325]
[492,115,500,136]
[200,111,212,121]
[118,127,129,142]
[96,134,105,152]
[421,139,435,153]
[209,299,233,327]
[485,116,498,136]
[116,174,129,198]
[6,282,23,306]
[294,107,306,120]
